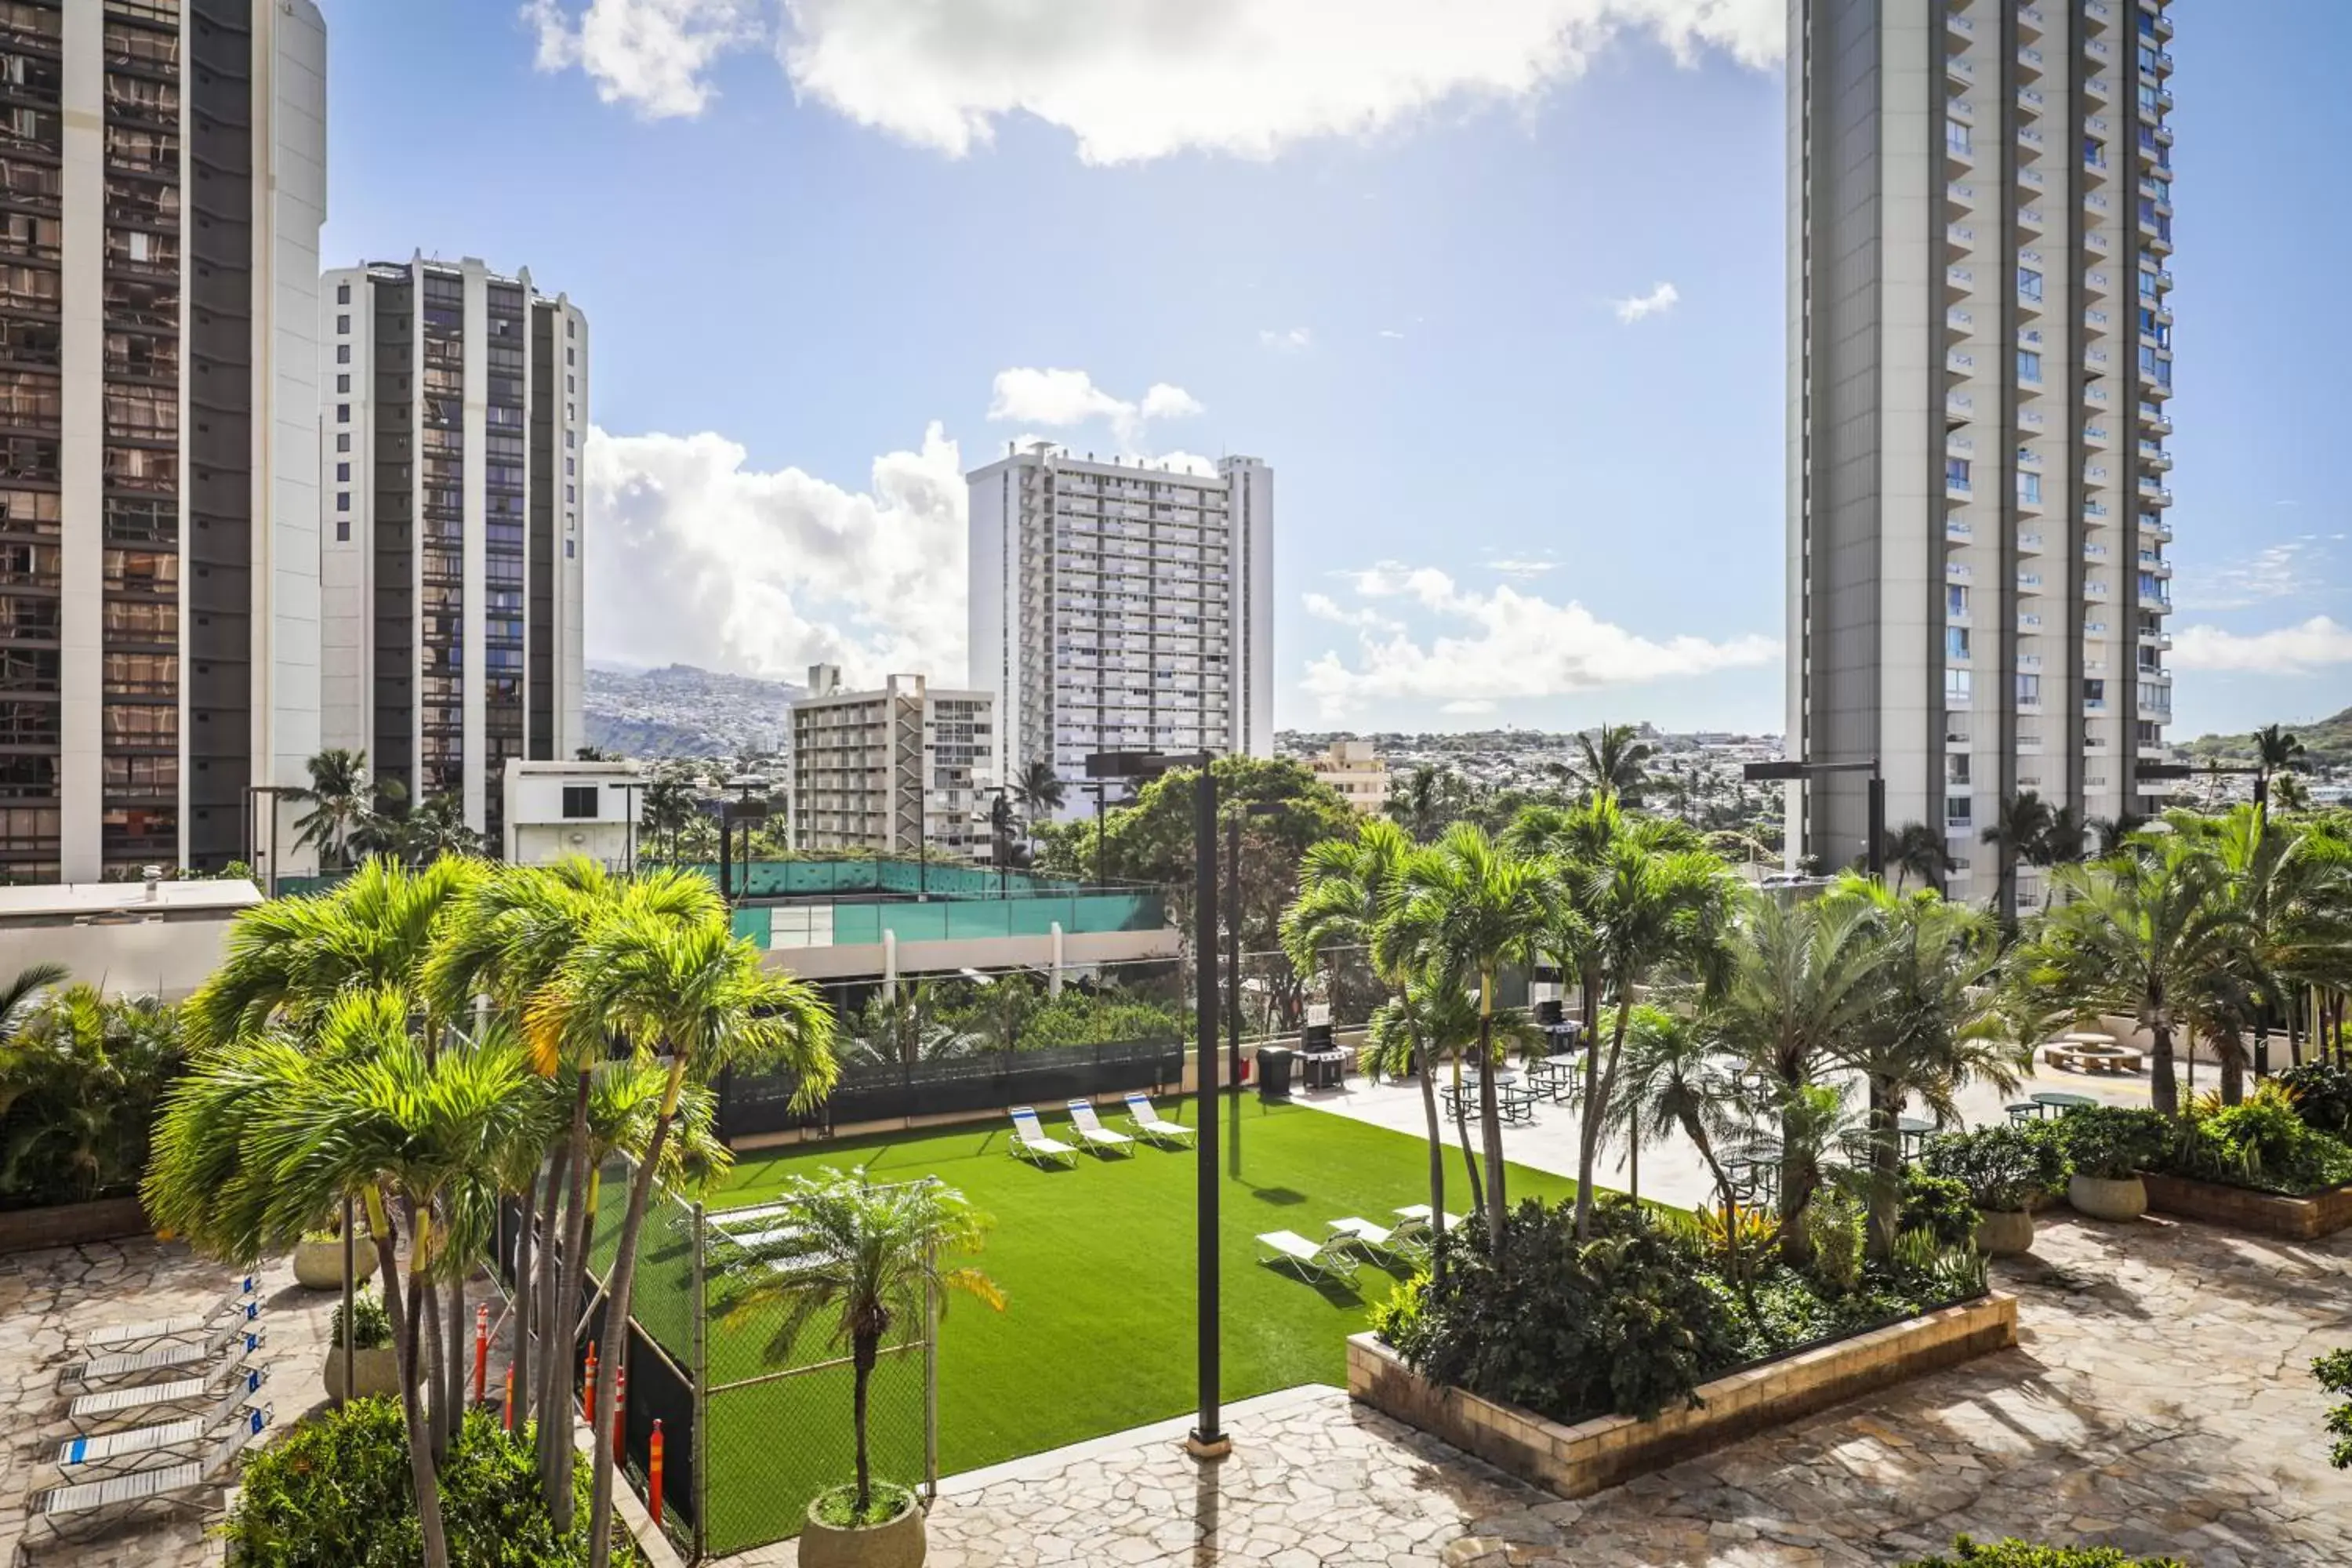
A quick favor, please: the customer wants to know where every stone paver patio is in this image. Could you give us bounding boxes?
[735,1211,2352,1566]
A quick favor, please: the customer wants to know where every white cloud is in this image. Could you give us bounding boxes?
[773,0,1784,163]
[1442,699,1498,717]
[1303,591,1403,633]
[1484,556,1557,578]
[2172,540,2325,612]
[1378,328,1406,340]
[1259,327,1312,354]
[1612,280,1680,324]
[2171,617,2352,676]
[583,422,968,686]
[985,366,1203,447]
[524,0,763,118]
[1300,567,1780,720]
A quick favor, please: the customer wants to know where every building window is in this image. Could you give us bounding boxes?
[336,492,349,511]
[2016,350,2042,383]
[2017,267,2043,301]
[336,519,350,543]
[1946,626,1971,660]
[336,433,350,452]
[567,375,575,394]
[335,462,349,482]
[1947,753,1971,786]
[1944,669,1973,704]
[2084,678,2107,706]
[336,314,349,334]
[2018,471,2042,504]
[561,786,598,819]
[1947,119,1971,154]
[1945,797,1973,829]
[565,347,574,365]
[1946,456,1971,492]
[1947,584,1970,618]
[2083,135,2105,168]
[2016,673,2042,704]
[565,539,575,559]
[336,403,349,423]
[337,281,350,304]
[564,429,574,448]
[336,343,350,364]
[567,317,575,337]
[336,374,349,394]
[566,485,575,503]
[565,456,575,476]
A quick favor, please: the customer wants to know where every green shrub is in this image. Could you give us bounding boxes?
[330,1285,393,1352]
[2050,1106,2172,1181]
[1922,1123,2071,1211]
[1367,1270,1427,1348]
[2169,1097,2352,1196]
[0,985,183,1207]
[1897,1169,1980,1250]
[2278,1062,2352,1136]
[2314,1348,2352,1469]
[1804,1190,1864,1295]
[1387,1197,1741,1424]
[223,1399,635,1567]
[1896,1537,2187,1567]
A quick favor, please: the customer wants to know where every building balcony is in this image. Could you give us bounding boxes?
[2084,74,2114,104]
[1947,180,1976,212]
[1947,561,1974,583]
[2140,444,2172,471]
[2016,530,2045,554]
[1945,349,1976,377]
[2085,267,2112,296]
[1947,432,1976,458]
[1946,392,1975,422]
[2018,125,2045,154]
[1946,223,1976,253]
[2083,422,2113,448]
[2086,0,2114,25]
[2139,482,2174,508]
[1945,263,1975,298]
[2016,86,2045,118]
[2018,3,2045,38]
[2140,555,2174,579]
[2142,221,2173,257]
[2150,9,2173,41]
[2015,45,2043,79]
[2085,541,2111,561]
[1947,10,1975,38]
[2016,206,2045,236]
[2083,192,2110,221]
[2139,628,2173,649]
[2084,383,2112,409]
[1946,480,1973,505]
[1945,306,1975,338]
[2140,405,2172,434]
[2019,407,2046,431]
[1946,517,1973,543]
[2085,229,2112,256]
[1947,55,1976,86]
[2143,375,2174,402]
[2085,581,2111,600]
[2017,572,2043,592]
[2140,514,2173,544]
[2151,122,2173,147]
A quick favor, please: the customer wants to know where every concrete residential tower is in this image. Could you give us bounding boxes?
[318,257,586,850]
[967,446,1272,805]
[0,0,327,882]
[789,666,994,860]
[1786,0,2176,905]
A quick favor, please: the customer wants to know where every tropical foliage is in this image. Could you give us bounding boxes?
[0,969,183,1207]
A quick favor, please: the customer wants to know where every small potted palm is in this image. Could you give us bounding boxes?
[2056,1107,2173,1222]
[1922,1125,2069,1256]
[322,1283,405,1400]
[292,1214,376,1291]
[730,1170,1001,1568]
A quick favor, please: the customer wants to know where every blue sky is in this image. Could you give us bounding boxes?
[318,0,2349,739]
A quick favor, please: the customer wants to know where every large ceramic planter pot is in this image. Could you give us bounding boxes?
[1974,1208,2035,1256]
[324,1345,406,1402]
[2068,1173,2148,1222]
[799,1490,926,1568]
[292,1236,376,1291]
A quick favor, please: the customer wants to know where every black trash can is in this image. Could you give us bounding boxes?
[1256,1046,1295,1102]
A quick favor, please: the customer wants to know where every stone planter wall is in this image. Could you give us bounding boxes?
[1347,1292,2017,1501]
[2141,1172,2352,1241]
[0,1195,149,1255]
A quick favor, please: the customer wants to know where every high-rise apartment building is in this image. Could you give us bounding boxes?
[318,256,586,849]
[1786,0,2176,905]
[967,447,1272,806]
[789,666,993,859]
[0,0,327,883]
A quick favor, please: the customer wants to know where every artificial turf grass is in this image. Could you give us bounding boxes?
[691,1096,1579,1548]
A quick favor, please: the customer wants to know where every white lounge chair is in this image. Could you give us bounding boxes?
[60,1319,264,1393]
[1327,1216,1424,1264]
[1121,1092,1195,1147]
[1065,1099,1134,1156]
[82,1276,260,1353]
[56,1378,268,1479]
[27,1407,268,1545]
[70,1359,265,1432]
[1390,1205,1466,1251]
[1007,1106,1079,1168]
[1256,1229,1360,1284]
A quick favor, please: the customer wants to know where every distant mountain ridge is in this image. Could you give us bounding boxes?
[2188,706,2352,769]
[583,662,803,758]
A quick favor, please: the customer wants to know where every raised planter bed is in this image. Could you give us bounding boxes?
[2140,1171,2352,1240]
[0,1195,150,1255]
[1347,1291,2016,1500]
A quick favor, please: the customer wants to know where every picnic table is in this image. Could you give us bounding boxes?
[2030,1091,2099,1117]
[2046,1039,2145,1075]
[1528,1053,1581,1102]
[1444,1073,1539,1124]
[1898,1116,1936,1159]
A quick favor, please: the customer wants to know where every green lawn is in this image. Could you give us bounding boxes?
[688,1098,1574,1552]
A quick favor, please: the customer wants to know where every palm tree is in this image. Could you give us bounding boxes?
[145,989,539,1568]
[1010,760,1065,850]
[1564,723,1656,802]
[2090,812,2149,855]
[402,793,483,863]
[1882,822,1954,895]
[727,1171,1000,1519]
[850,982,960,1066]
[1385,764,1467,843]
[2256,724,2308,825]
[1610,1004,1744,1214]
[1570,830,1733,1237]
[1708,888,1893,1261]
[640,770,699,863]
[0,960,66,1044]
[1379,824,1551,1241]
[540,913,836,1568]
[1980,789,2053,920]
[1828,881,2020,1256]
[1356,975,1481,1270]
[288,748,404,868]
[2009,836,2245,1114]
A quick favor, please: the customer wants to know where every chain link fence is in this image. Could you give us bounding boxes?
[497,1160,937,1561]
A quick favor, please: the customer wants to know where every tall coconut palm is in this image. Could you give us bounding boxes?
[1010,760,1065,850]
[849,982,961,1066]
[2255,724,2307,825]
[2009,836,2245,1114]
[1379,823,1551,1242]
[0,960,67,1046]
[1356,975,1483,1269]
[1980,789,2053,921]
[1609,1004,1744,1214]
[727,1172,1000,1519]
[1564,723,1656,802]
[539,913,837,1568]
[1570,831,1733,1238]
[1385,764,1467,843]
[286,748,405,868]
[1881,822,1954,895]
[145,988,539,1568]
[639,770,699,863]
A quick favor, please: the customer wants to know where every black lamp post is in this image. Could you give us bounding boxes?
[241,784,304,898]
[1086,747,1225,1457]
[1744,757,1885,881]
